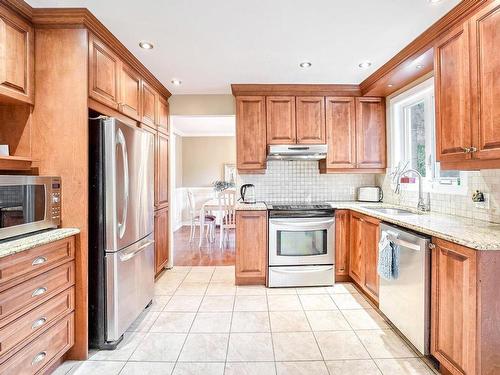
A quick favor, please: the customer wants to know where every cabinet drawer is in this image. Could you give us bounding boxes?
[0,287,74,358]
[0,262,74,322]
[0,237,75,288]
[0,313,74,375]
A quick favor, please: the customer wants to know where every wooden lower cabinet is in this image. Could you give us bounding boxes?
[154,207,169,276]
[334,210,350,279]
[349,211,380,301]
[235,210,267,285]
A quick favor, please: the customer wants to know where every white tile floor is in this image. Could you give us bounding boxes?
[54,266,437,375]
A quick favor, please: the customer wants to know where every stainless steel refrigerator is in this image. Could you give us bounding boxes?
[88,117,155,349]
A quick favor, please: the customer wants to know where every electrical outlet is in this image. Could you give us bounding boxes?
[475,192,490,210]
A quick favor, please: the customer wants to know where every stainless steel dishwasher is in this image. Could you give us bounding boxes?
[379,223,431,355]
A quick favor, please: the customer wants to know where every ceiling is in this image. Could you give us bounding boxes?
[26,0,460,95]
[171,116,235,137]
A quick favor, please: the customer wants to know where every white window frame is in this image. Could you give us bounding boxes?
[389,77,468,195]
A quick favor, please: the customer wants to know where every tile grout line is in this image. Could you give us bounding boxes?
[265,289,278,375]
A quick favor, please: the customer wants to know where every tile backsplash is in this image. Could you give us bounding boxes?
[377,169,500,223]
[238,160,376,202]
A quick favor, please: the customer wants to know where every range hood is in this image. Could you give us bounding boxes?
[267,144,327,161]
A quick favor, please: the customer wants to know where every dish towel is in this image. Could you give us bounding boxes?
[377,232,401,281]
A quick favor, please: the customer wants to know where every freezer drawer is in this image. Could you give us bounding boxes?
[105,235,154,342]
[268,265,334,288]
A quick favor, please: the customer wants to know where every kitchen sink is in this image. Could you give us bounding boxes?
[362,207,417,215]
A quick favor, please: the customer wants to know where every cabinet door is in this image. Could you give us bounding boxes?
[0,6,33,104]
[470,2,500,161]
[155,132,169,209]
[362,216,380,300]
[154,207,169,275]
[434,23,473,163]
[335,210,350,277]
[325,97,356,170]
[236,96,267,171]
[236,210,267,285]
[141,81,157,127]
[296,96,325,144]
[89,34,120,110]
[119,64,141,121]
[157,96,169,135]
[355,97,386,169]
[266,96,296,144]
[431,238,477,375]
[349,213,364,285]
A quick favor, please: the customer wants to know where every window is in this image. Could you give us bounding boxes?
[390,78,466,194]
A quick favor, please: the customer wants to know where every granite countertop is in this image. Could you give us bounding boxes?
[235,202,268,211]
[328,201,500,251]
[0,228,81,259]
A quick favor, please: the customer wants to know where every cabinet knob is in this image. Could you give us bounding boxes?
[462,147,471,153]
[31,351,47,366]
[31,287,47,297]
[32,256,47,266]
[470,147,478,153]
[32,317,47,330]
[429,243,436,250]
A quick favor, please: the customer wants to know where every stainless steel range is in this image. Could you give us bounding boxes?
[267,203,335,287]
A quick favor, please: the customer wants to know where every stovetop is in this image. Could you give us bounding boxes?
[266,202,332,210]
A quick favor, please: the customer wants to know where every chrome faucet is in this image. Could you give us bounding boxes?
[398,168,431,212]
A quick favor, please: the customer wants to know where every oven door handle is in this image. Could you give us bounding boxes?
[269,219,334,228]
[272,266,334,274]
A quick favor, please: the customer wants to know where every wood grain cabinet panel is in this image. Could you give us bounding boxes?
[89,34,120,110]
[431,239,477,375]
[154,207,169,276]
[470,2,500,161]
[119,64,142,121]
[334,210,350,278]
[141,81,157,127]
[355,97,386,169]
[349,212,364,285]
[236,210,267,285]
[155,132,169,209]
[361,215,380,300]
[0,5,34,104]
[324,97,356,170]
[236,96,267,172]
[157,96,169,134]
[296,96,325,144]
[266,96,296,144]
[434,23,472,163]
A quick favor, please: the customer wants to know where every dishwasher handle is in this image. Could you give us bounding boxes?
[387,233,421,251]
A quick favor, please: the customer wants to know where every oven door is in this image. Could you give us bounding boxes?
[269,217,334,266]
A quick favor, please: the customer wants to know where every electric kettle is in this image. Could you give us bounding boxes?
[240,184,256,204]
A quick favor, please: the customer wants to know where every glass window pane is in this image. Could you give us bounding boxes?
[277,230,327,256]
[409,101,426,177]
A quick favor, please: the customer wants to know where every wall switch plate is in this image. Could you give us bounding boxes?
[474,193,490,209]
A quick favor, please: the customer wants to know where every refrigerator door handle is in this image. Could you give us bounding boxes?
[119,240,155,262]
[116,128,129,239]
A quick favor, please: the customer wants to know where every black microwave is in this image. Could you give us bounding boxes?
[0,176,61,240]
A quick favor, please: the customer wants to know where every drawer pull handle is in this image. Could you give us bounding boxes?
[32,287,47,297]
[32,256,47,266]
[31,351,47,366]
[32,317,47,330]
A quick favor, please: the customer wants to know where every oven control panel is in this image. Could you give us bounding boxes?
[50,178,62,224]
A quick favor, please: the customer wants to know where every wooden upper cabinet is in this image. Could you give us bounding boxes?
[141,81,157,126]
[0,5,34,104]
[236,96,267,172]
[156,132,169,209]
[154,207,169,276]
[296,96,325,144]
[266,96,296,144]
[434,23,472,163]
[157,96,169,134]
[349,212,364,285]
[236,210,267,285]
[89,34,121,110]
[470,2,500,161]
[324,97,356,170]
[431,238,477,375]
[335,210,350,277]
[119,64,141,121]
[355,97,386,169]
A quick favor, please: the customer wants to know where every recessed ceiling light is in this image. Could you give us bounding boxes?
[139,41,154,50]
[428,0,442,4]
[171,79,182,86]
[299,62,312,68]
[416,64,425,70]
[387,84,394,88]
[358,61,372,69]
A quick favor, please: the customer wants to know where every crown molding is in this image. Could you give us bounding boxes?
[231,84,361,97]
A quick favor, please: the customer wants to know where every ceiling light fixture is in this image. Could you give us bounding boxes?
[358,61,372,69]
[171,79,182,86]
[299,62,312,68]
[139,41,154,50]
[416,64,425,70]
[428,0,443,4]
[387,84,394,88]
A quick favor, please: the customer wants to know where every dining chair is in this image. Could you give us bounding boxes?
[217,189,236,249]
[187,189,215,243]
